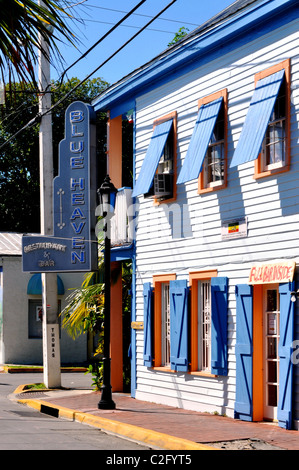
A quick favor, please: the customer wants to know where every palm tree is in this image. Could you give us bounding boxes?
[61,257,132,391]
[61,266,106,391]
[0,0,75,89]
[61,268,105,339]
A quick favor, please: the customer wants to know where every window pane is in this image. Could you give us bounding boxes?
[268,384,277,406]
[203,101,225,187]
[211,104,224,142]
[262,78,286,170]
[267,290,277,311]
[267,360,277,383]
[206,143,224,185]
[267,337,277,358]
[28,301,43,339]
[265,120,285,166]
[161,283,170,366]
[271,83,285,121]
[267,312,277,335]
[198,281,211,371]
[154,126,174,200]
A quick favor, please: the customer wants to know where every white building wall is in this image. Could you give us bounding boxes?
[0,256,87,365]
[133,19,299,417]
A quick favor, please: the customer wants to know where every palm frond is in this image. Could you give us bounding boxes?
[0,0,76,89]
[61,282,104,338]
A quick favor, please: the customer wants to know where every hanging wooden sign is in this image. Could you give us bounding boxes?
[248,260,296,285]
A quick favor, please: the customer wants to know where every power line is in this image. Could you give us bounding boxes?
[0,0,147,143]
[46,0,178,111]
[86,4,199,28]
[62,16,178,34]
[0,0,178,151]
[1,1,147,136]
[59,0,147,83]
[2,1,183,130]
[65,0,89,7]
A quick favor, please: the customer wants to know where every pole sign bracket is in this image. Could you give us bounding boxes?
[22,101,98,272]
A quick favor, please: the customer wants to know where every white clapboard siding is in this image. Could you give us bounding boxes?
[133,19,299,417]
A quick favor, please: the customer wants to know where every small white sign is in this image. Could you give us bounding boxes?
[36,306,43,322]
[221,217,247,240]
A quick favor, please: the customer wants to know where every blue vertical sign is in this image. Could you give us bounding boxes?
[22,101,98,272]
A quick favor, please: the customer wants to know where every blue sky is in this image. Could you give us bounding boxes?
[52,0,234,87]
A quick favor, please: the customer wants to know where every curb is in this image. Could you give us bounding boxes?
[3,366,87,373]
[16,392,216,451]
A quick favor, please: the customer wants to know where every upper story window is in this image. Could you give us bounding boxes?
[230,59,291,177]
[199,90,227,193]
[259,76,287,173]
[203,108,224,187]
[147,119,175,203]
[132,112,177,204]
[177,89,227,194]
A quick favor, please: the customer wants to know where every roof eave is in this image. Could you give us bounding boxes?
[92,0,297,113]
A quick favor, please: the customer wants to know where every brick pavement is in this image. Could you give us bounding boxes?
[41,391,299,450]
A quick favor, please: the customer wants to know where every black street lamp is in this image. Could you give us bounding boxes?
[97,175,117,410]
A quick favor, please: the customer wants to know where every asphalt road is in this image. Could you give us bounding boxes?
[0,371,151,451]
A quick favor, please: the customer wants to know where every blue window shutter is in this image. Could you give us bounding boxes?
[177,97,223,184]
[278,281,295,430]
[234,284,253,422]
[211,277,228,375]
[132,119,173,197]
[230,69,285,168]
[143,282,153,367]
[169,280,189,372]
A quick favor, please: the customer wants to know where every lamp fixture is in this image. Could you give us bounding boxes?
[291,290,299,303]
[97,175,117,218]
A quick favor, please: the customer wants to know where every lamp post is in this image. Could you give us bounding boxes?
[97,175,117,409]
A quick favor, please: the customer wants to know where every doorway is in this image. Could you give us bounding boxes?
[253,283,280,422]
[263,285,280,421]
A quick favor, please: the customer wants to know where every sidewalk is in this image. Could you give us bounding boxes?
[13,385,299,451]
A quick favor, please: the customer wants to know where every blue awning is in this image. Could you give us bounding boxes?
[230,69,285,168]
[177,97,223,184]
[132,119,173,197]
[27,273,65,295]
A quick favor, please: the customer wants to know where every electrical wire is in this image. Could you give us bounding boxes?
[85,4,199,28]
[52,0,178,106]
[1,0,183,137]
[62,16,177,35]
[0,0,178,151]
[1,1,147,137]
[59,0,147,83]
[0,0,147,143]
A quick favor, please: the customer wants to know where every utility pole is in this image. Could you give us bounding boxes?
[38,0,61,388]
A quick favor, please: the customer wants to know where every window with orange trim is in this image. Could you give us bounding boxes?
[189,271,217,374]
[145,272,228,375]
[198,89,228,194]
[153,273,176,369]
[145,112,177,205]
[254,59,291,179]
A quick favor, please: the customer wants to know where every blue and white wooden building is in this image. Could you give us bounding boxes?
[93,0,299,429]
